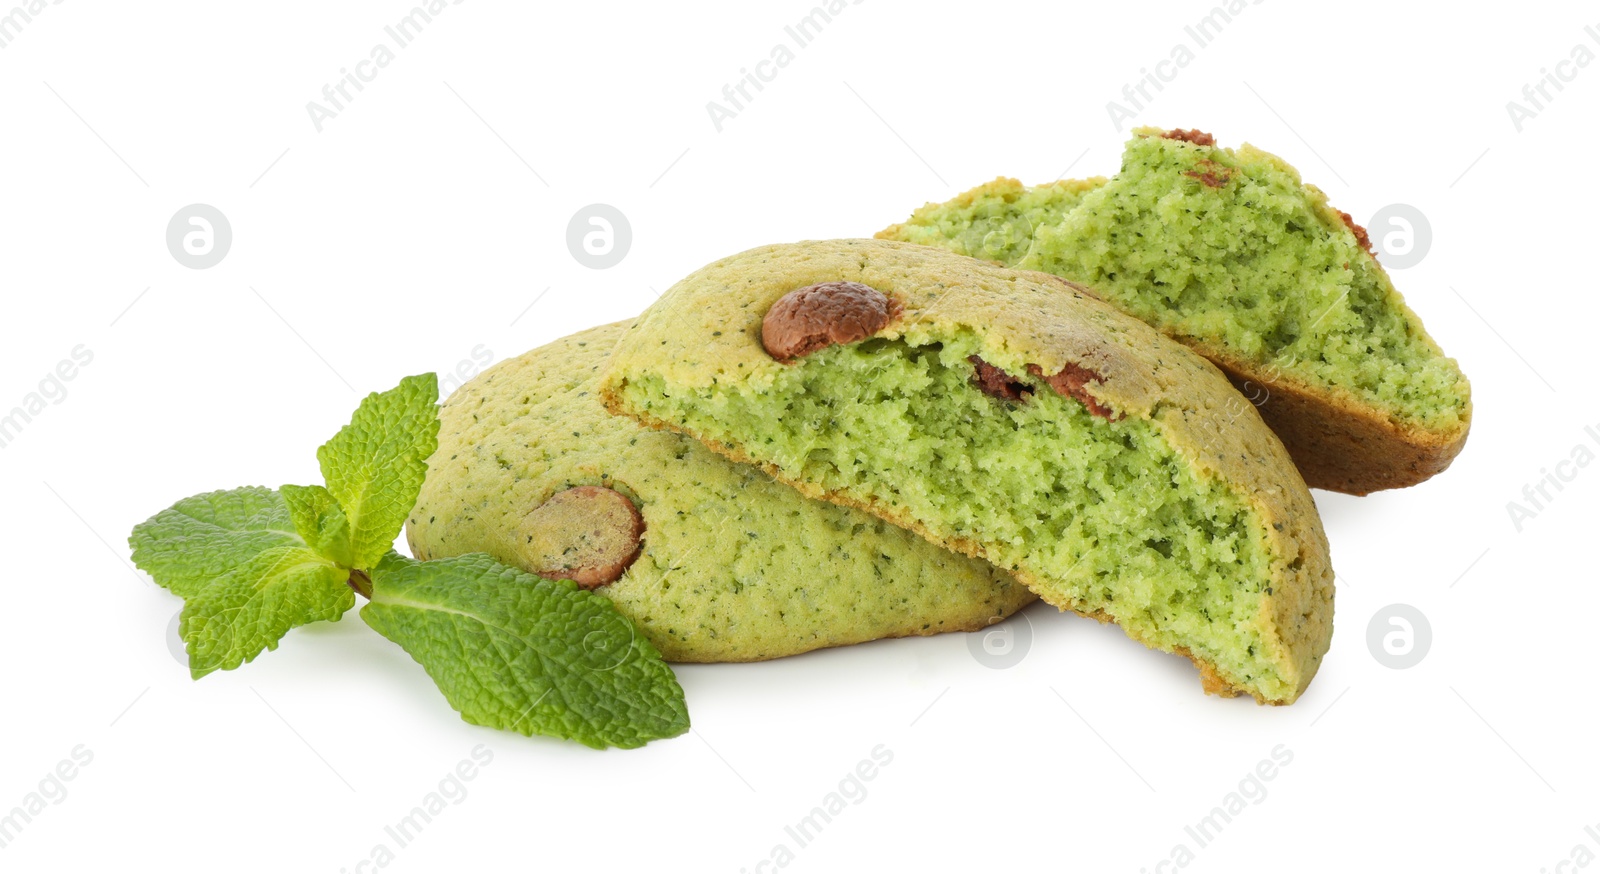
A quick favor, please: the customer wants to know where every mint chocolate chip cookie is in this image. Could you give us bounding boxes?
[878,127,1471,495]
[406,321,1033,663]
[601,239,1334,704]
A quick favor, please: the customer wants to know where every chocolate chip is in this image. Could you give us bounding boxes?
[970,356,1117,419]
[517,486,644,589]
[1182,159,1232,188]
[1333,209,1376,257]
[761,281,901,362]
[1163,128,1216,146]
[970,356,1031,402]
[1027,363,1120,421]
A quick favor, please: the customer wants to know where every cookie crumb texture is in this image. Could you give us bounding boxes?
[603,240,1334,704]
[878,128,1471,493]
[407,322,1033,663]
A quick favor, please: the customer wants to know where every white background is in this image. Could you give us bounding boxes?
[1,1,1594,871]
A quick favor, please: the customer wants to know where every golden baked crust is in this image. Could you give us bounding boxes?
[1205,347,1469,495]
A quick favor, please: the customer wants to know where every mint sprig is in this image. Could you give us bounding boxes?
[128,374,688,749]
[132,375,437,676]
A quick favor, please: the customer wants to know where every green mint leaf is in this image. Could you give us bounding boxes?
[281,483,354,568]
[130,487,357,678]
[130,487,305,599]
[361,553,689,749]
[180,546,353,679]
[317,374,439,571]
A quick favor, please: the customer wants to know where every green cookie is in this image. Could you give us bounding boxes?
[600,239,1335,704]
[406,321,1033,663]
[879,127,1471,495]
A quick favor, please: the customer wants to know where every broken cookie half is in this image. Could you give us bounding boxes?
[601,239,1335,704]
[406,321,1034,663]
[878,127,1472,494]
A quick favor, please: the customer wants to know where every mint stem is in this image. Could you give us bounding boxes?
[347,569,373,600]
